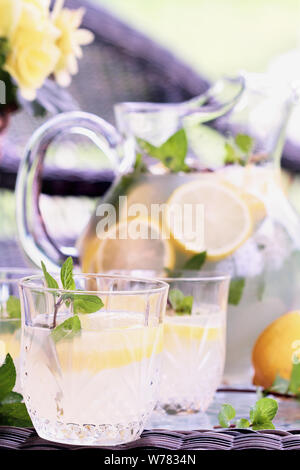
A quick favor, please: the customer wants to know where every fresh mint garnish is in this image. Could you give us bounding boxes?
[41,257,104,340]
[6,296,21,319]
[169,289,193,315]
[0,353,16,402]
[41,261,59,289]
[138,129,188,172]
[183,251,206,270]
[0,353,32,427]
[218,397,278,430]
[51,315,81,343]
[218,403,235,428]
[228,278,245,305]
[73,294,104,314]
[268,361,300,397]
[269,374,289,395]
[235,133,254,155]
[224,133,254,166]
[250,398,278,430]
[60,257,76,291]
[236,418,250,428]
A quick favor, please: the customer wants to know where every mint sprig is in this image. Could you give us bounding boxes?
[169,288,193,315]
[137,129,189,172]
[224,133,254,166]
[228,278,245,306]
[218,397,278,430]
[183,251,207,270]
[41,257,104,341]
[268,360,300,397]
[0,353,32,427]
[6,296,21,319]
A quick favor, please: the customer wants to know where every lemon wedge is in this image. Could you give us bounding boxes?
[165,179,253,261]
[95,218,175,271]
[56,313,163,373]
[164,315,222,352]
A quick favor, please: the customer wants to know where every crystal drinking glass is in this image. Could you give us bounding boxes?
[19,274,168,446]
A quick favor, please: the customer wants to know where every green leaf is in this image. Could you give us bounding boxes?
[73,295,104,314]
[270,374,289,395]
[1,391,23,405]
[250,398,278,425]
[252,421,275,430]
[6,296,21,319]
[236,418,250,429]
[235,133,254,155]
[0,403,32,427]
[224,142,239,164]
[169,289,193,315]
[41,261,59,289]
[183,252,206,270]
[228,278,245,306]
[51,315,81,343]
[288,361,300,395]
[0,354,16,402]
[218,403,236,428]
[60,257,76,291]
[138,129,188,172]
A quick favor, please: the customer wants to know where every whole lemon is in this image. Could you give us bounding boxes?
[252,311,300,389]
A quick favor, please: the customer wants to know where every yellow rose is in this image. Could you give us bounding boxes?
[0,0,22,38]
[52,1,94,87]
[4,1,60,100]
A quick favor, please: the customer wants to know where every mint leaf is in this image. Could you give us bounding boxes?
[270,374,289,395]
[1,391,23,404]
[169,289,193,315]
[0,354,16,402]
[288,361,300,395]
[183,251,206,270]
[138,129,188,172]
[228,278,245,305]
[235,133,254,155]
[224,142,239,164]
[6,296,21,319]
[236,418,250,428]
[41,261,59,289]
[218,403,236,427]
[73,295,104,314]
[51,315,81,343]
[60,257,76,290]
[0,403,32,427]
[250,398,278,425]
[252,421,275,430]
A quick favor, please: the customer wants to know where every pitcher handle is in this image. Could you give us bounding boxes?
[16,111,132,270]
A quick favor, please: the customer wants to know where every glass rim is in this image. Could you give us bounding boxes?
[18,273,169,296]
[0,267,40,281]
[106,269,230,283]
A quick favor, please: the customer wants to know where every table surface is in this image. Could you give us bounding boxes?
[1,388,300,450]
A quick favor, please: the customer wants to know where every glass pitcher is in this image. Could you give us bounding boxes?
[16,74,299,384]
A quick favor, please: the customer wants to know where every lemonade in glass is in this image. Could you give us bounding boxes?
[19,273,168,446]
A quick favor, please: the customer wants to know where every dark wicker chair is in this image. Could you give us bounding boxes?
[0,0,209,267]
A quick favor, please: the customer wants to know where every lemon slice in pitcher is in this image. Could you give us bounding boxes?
[165,180,252,261]
[95,218,175,271]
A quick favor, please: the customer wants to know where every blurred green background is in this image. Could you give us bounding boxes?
[98,0,300,79]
